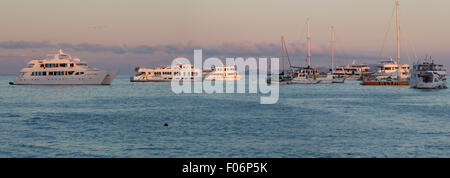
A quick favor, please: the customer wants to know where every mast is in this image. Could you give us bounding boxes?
[330,25,335,73]
[395,0,401,80]
[281,36,285,73]
[307,17,311,67]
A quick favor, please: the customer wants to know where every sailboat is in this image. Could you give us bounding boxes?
[330,26,345,83]
[361,0,410,85]
[267,36,293,84]
[289,17,333,84]
[279,36,294,83]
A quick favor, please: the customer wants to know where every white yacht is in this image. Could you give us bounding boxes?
[289,66,333,84]
[361,1,411,86]
[361,58,410,82]
[410,57,447,89]
[361,58,411,85]
[131,64,202,82]
[10,49,117,85]
[332,60,371,80]
[374,58,410,79]
[204,65,242,81]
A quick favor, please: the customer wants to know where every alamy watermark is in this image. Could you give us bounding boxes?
[170,49,279,104]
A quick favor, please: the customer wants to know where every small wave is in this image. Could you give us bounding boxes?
[0,113,21,118]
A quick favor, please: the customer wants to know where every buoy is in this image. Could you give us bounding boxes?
[8,82,14,85]
[164,123,168,127]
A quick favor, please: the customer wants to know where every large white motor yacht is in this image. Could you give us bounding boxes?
[372,58,410,80]
[131,64,202,82]
[410,57,447,89]
[204,66,242,81]
[332,60,371,80]
[361,57,410,85]
[10,49,117,85]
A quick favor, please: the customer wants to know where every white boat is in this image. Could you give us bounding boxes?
[374,58,410,79]
[289,17,333,84]
[410,57,447,89]
[267,36,293,84]
[131,64,202,82]
[332,60,371,80]
[10,49,117,85]
[361,1,410,86]
[361,58,410,82]
[289,66,333,84]
[204,65,242,81]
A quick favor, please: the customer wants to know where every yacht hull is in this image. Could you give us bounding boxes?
[288,78,333,84]
[288,75,333,84]
[410,79,447,89]
[411,83,447,89]
[130,79,172,82]
[12,71,118,85]
[360,80,409,85]
[332,77,345,83]
[130,77,202,82]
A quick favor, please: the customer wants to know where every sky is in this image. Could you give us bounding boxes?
[0,0,449,74]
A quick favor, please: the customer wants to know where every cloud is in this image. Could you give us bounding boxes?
[57,42,128,54]
[0,40,331,58]
[0,41,54,49]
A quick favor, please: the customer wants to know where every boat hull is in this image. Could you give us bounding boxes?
[360,80,409,85]
[130,79,172,82]
[332,77,345,83]
[288,78,333,84]
[410,81,447,89]
[288,75,333,84]
[12,71,118,85]
[130,76,202,82]
[204,75,243,81]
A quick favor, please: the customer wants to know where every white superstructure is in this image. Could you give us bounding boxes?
[131,64,202,82]
[410,58,447,89]
[10,49,117,85]
[289,67,333,84]
[332,61,371,80]
[371,57,410,80]
[204,66,242,81]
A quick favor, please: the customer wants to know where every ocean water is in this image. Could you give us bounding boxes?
[0,75,449,158]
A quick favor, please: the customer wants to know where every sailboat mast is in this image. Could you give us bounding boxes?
[307,17,311,67]
[331,25,335,73]
[396,0,401,79]
[281,36,285,73]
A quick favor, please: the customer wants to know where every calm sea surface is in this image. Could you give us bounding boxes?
[0,75,449,157]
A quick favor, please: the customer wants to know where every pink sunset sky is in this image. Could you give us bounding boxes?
[0,0,449,74]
